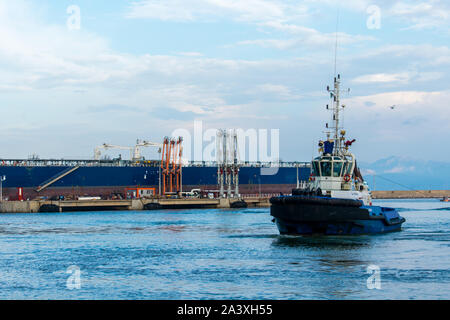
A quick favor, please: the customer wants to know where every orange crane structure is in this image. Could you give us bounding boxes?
[160,136,183,196]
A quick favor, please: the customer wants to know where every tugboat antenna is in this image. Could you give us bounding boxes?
[331,6,343,156]
[324,6,344,156]
[333,75,341,154]
[334,7,340,78]
[326,75,343,156]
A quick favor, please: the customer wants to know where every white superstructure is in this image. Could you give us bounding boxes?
[304,75,372,206]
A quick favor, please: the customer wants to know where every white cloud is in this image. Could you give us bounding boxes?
[342,89,450,146]
[126,0,307,23]
[352,71,443,84]
[0,0,449,163]
[128,0,374,50]
[346,90,447,111]
[0,0,314,125]
[303,0,371,12]
[254,84,301,100]
[389,1,450,30]
[236,38,297,50]
[177,52,204,57]
[353,72,411,84]
[333,88,450,161]
[236,31,374,49]
[305,0,450,31]
[384,166,415,174]
[363,169,376,175]
[260,21,375,43]
[0,1,137,91]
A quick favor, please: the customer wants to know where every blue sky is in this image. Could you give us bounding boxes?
[0,0,449,164]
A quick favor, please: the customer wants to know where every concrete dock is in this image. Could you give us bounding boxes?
[0,190,447,214]
[0,197,271,214]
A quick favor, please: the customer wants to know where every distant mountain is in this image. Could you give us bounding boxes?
[359,156,450,191]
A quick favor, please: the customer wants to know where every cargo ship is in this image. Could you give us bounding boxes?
[0,157,310,200]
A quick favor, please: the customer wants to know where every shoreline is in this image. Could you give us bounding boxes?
[372,190,449,199]
[0,197,271,214]
[0,191,448,214]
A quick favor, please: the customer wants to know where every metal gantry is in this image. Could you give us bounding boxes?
[160,136,183,196]
[0,175,6,202]
[216,129,240,198]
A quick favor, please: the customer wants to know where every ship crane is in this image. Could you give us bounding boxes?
[94,144,133,161]
[133,139,162,161]
[94,139,162,161]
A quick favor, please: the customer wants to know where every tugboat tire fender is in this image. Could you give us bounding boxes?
[270,196,363,208]
[383,216,406,226]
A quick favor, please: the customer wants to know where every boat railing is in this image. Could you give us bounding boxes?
[241,193,286,198]
[187,161,310,168]
[0,158,311,168]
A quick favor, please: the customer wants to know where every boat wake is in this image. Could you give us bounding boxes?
[396,207,450,212]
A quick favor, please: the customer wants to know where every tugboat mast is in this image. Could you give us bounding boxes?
[327,74,344,155]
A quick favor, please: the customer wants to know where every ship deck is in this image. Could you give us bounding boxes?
[0,158,310,168]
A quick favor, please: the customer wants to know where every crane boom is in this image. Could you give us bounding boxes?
[94,139,163,161]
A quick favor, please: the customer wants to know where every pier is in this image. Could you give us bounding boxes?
[0,197,271,214]
[0,190,447,214]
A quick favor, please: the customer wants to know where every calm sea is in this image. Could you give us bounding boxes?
[0,199,448,300]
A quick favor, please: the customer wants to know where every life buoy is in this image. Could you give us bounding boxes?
[309,173,315,182]
[344,174,351,182]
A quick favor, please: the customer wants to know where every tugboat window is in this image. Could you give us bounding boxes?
[333,161,343,177]
[313,161,320,176]
[346,162,353,175]
[341,161,353,176]
[342,162,348,176]
[320,161,332,177]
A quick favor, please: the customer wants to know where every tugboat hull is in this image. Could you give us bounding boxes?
[270,196,405,235]
[274,218,404,235]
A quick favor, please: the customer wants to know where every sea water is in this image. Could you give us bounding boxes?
[0,199,448,300]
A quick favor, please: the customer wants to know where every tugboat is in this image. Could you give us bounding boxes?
[270,74,406,235]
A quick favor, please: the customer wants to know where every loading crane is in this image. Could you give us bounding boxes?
[94,139,162,161]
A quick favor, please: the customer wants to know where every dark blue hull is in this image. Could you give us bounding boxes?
[274,217,404,235]
[0,164,310,199]
[0,165,310,188]
[270,195,406,235]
